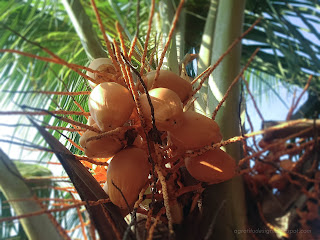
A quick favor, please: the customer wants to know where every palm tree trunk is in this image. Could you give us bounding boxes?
[200,0,247,239]
[195,0,219,116]
[157,0,179,74]
[62,0,106,60]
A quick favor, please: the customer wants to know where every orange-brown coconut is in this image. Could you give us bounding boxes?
[185,148,236,183]
[107,147,150,209]
[87,116,95,126]
[279,159,294,171]
[268,174,288,190]
[139,70,192,102]
[86,58,120,89]
[89,82,135,131]
[140,88,183,131]
[168,111,222,150]
[79,124,123,158]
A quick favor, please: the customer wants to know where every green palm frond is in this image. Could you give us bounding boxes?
[0,0,88,160]
[243,0,320,95]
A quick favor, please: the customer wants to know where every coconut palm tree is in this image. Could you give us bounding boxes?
[0,0,319,239]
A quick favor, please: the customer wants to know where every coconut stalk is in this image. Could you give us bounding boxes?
[0,149,65,240]
[198,0,247,239]
[60,0,247,238]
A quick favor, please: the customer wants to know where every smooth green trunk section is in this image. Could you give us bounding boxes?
[158,0,179,74]
[0,149,64,240]
[62,0,106,60]
[175,7,186,63]
[197,0,218,74]
[201,0,247,239]
[195,0,219,116]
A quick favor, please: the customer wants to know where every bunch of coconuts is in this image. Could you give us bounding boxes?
[79,58,236,210]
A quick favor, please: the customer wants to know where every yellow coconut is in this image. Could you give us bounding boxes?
[107,147,150,209]
[168,111,222,150]
[88,82,135,131]
[140,88,184,131]
[79,124,123,158]
[185,148,236,184]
